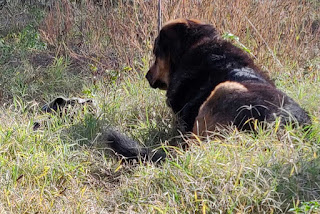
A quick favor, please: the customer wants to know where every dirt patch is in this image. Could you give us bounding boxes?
[30,52,54,68]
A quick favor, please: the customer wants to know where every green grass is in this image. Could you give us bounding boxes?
[0,67,319,213]
[0,2,319,214]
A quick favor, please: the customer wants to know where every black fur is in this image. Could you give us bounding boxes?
[160,20,310,132]
[166,38,273,131]
[107,19,311,160]
[106,130,166,162]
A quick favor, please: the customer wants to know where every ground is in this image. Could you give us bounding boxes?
[0,1,319,213]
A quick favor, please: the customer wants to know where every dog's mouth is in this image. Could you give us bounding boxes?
[146,72,168,90]
[150,79,168,90]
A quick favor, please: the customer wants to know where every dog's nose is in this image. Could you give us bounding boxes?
[145,71,151,82]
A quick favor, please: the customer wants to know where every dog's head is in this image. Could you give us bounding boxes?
[146,18,218,90]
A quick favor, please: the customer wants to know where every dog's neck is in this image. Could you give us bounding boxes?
[189,36,219,50]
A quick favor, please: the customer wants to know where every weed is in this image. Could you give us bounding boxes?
[289,201,320,213]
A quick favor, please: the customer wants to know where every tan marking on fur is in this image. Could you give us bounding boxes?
[163,18,203,28]
[164,18,188,26]
[188,19,203,24]
[193,111,211,135]
[149,56,170,90]
[200,81,248,112]
[156,57,170,87]
[193,81,248,135]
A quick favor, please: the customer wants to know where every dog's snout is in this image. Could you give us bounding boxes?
[146,71,157,88]
[145,71,151,82]
[146,70,156,87]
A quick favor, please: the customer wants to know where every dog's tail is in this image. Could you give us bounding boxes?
[105,130,166,162]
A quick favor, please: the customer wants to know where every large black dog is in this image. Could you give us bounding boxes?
[107,19,311,161]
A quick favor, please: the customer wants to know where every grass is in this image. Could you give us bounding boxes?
[0,0,319,213]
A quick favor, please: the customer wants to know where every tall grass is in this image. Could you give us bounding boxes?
[40,0,319,72]
[0,0,319,213]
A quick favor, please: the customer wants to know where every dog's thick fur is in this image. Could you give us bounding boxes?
[107,19,311,161]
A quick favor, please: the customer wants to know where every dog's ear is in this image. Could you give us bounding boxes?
[158,22,189,62]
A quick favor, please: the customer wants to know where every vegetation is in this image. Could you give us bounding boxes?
[0,0,319,213]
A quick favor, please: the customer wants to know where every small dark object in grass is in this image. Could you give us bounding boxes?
[41,96,93,113]
[33,96,94,130]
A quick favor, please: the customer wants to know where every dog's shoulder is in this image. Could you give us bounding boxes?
[228,67,270,84]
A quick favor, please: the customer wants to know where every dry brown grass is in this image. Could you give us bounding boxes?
[40,0,319,74]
